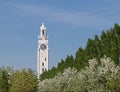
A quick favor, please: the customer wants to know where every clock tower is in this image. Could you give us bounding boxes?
[37,23,48,78]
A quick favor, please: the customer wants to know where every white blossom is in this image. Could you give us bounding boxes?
[38,57,120,92]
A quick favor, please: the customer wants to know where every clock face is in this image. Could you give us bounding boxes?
[40,44,46,50]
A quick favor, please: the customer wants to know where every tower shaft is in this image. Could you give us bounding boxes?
[37,23,49,78]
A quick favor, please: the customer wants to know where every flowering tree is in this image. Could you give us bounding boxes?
[70,56,119,91]
[38,57,120,92]
[38,67,77,92]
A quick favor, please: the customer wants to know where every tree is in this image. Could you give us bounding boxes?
[38,67,77,92]
[0,66,12,92]
[10,69,38,92]
[108,71,120,92]
[113,23,120,63]
[75,47,87,70]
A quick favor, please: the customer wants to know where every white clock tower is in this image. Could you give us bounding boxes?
[37,23,48,78]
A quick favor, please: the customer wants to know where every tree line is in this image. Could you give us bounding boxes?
[0,66,38,92]
[38,57,120,91]
[0,23,120,92]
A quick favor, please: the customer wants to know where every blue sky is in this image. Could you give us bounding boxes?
[0,0,120,71]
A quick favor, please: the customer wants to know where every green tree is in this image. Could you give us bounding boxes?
[40,66,58,80]
[113,23,120,63]
[0,66,11,92]
[86,38,97,59]
[94,35,102,59]
[108,71,120,92]
[10,69,38,92]
[75,47,87,70]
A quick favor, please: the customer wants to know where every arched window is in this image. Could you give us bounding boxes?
[45,58,46,61]
[42,30,45,35]
[42,68,44,72]
[42,63,44,66]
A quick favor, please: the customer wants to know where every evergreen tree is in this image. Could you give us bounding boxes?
[75,47,87,70]
[113,23,120,63]
[86,38,97,59]
[94,35,102,59]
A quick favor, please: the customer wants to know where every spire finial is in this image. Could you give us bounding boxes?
[42,22,44,26]
[40,22,46,30]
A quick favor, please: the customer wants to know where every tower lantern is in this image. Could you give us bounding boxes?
[40,23,47,38]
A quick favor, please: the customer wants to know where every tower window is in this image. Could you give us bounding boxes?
[42,68,44,72]
[42,30,45,35]
[45,58,46,61]
[42,63,44,66]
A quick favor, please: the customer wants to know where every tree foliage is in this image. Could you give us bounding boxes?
[10,69,38,92]
[0,66,13,92]
[38,57,120,92]
[0,67,38,92]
